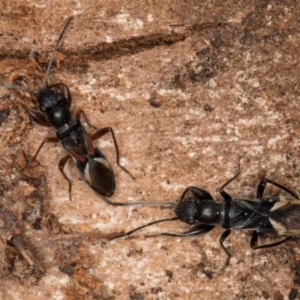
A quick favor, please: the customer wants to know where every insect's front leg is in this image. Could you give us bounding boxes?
[27,109,51,127]
[218,172,240,200]
[180,186,214,202]
[49,83,72,107]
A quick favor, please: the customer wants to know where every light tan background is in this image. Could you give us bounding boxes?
[1,1,300,299]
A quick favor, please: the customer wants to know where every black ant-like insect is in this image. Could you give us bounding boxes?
[0,17,166,206]
[111,171,300,266]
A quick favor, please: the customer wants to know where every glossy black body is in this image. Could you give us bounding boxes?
[0,17,137,204]
[57,117,116,197]
[176,187,300,236]
[24,18,118,199]
[173,174,300,265]
[116,173,300,265]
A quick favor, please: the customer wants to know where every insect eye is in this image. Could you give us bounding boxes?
[40,104,46,112]
[187,218,195,225]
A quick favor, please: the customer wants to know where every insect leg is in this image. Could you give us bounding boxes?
[75,109,97,130]
[219,229,232,267]
[256,177,298,199]
[218,172,240,200]
[90,127,134,179]
[250,231,291,249]
[180,186,214,202]
[27,109,51,127]
[32,137,59,161]
[58,154,72,200]
[49,83,72,107]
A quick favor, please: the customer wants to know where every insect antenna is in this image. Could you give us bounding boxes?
[0,83,37,97]
[0,17,73,95]
[44,16,74,87]
[109,217,179,241]
[98,194,178,207]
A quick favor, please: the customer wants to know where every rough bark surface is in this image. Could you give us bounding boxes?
[1,1,300,299]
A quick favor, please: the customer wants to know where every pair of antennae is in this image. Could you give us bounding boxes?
[0,16,73,94]
[110,217,179,241]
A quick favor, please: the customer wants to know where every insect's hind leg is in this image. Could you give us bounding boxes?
[49,83,72,107]
[256,177,298,199]
[75,110,134,179]
[250,231,291,250]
